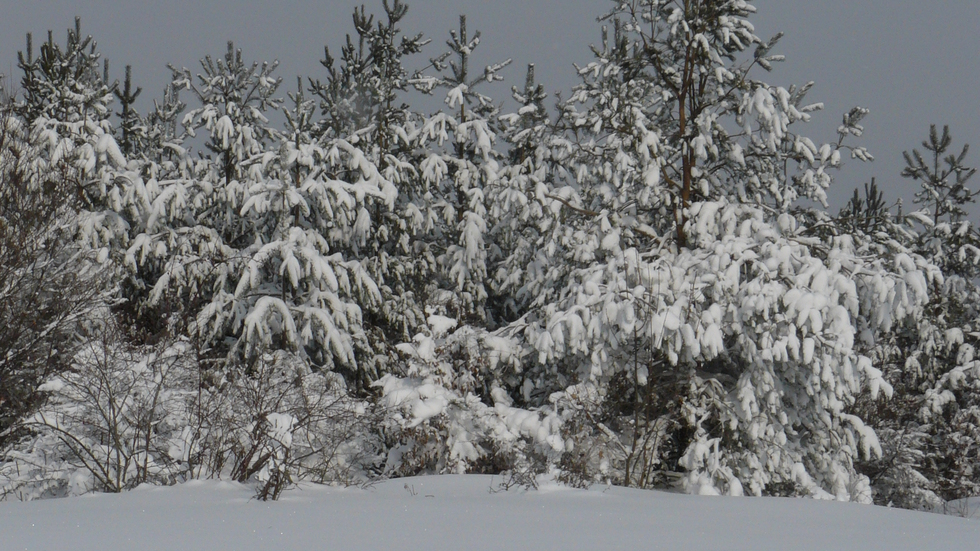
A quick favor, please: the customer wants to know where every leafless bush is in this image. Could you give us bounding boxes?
[174,351,380,500]
[0,318,198,499]
[2,336,381,500]
[0,107,114,452]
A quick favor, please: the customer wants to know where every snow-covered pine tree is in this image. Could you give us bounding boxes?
[125,42,284,352]
[904,125,980,278]
[854,126,980,508]
[310,0,423,145]
[13,18,139,258]
[490,63,573,326]
[103,79,189,337]
[113,65,143,158]
[133,81,186,186]
[903,128,980,504]
[16,18,114,128]
[411,14,511,323]
[374,16,576,479]
[231,75,392,384]
[820,180,939,509]
[601,3,872,241]
[471,0,931,499]
[174,41,282,187]
[309,0,434,358]
[125,42,398,392]
[0,21,133,457]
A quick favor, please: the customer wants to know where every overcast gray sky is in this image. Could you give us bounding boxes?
[2,1,978,211]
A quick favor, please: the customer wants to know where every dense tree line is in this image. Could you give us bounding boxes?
[1,1,978,508]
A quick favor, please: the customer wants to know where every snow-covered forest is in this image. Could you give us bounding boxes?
[2,0,979,513]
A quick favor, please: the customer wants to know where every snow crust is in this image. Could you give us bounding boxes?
[1,475,977,551]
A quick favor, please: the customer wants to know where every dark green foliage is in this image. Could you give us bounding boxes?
[114,65,143,156]
[838,179,892,236]
[310,0,424,145]
[905,125,978,225]
[849,125,980,509]
[17,17,114,125]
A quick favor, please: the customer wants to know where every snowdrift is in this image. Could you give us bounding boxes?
[1,475,977,550]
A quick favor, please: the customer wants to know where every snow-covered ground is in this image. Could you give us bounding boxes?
[2,476,978,551]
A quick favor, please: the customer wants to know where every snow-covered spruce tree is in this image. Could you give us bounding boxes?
[466,0,930,499]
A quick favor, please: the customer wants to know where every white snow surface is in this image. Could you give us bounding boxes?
[1,475,977,551]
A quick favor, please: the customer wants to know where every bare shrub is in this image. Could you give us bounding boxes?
[0,320,197,499]
[170,351,380,500]
[0,105,114,452]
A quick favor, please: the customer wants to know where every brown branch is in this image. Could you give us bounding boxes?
[544,193,600,217]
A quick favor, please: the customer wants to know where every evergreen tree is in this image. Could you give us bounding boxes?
[904,125,980,277]
[17,18,115,128]
[309,0,433,354]
[479,0,921,499]
[126,43,285,352]
[491,63,569,324]
[12,18,136,256]
[232,76,390,383]
[412,14,511,322]
[114,65,143,157]
[0,22,131,456]
[4,2,977,507]
[855,126,980,508]
[126,44,394,390]
[138,82,187,182]
[173,41,281,186]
